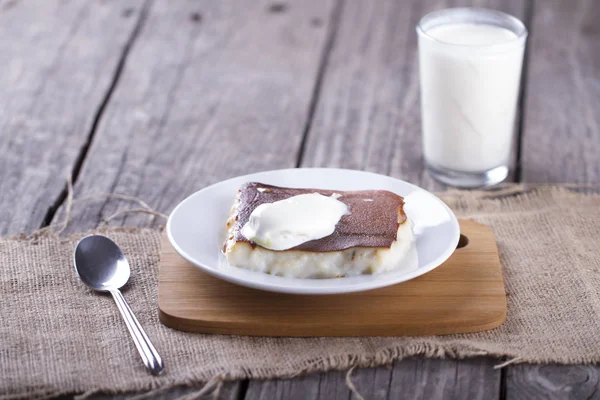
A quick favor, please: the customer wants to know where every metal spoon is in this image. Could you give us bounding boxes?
[74,235,164,375]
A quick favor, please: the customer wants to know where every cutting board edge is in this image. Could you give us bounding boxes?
[158,305,507,336]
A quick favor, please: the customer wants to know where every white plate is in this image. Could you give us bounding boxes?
[167,168,460,295]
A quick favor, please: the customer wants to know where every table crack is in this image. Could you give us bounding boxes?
[39,0,153,229]
[295,0,344,168]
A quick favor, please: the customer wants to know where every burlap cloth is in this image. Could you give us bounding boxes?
[1,185,600,398]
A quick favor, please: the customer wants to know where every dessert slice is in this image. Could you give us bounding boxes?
[222,182,413,278]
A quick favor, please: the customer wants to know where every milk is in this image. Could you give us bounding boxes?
[418,22,526,173]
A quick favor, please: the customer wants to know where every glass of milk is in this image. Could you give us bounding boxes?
[417,8,527,188]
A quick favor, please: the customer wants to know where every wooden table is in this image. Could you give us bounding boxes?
[1,0,598,398]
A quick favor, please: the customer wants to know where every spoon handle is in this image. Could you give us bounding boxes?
[110,289,164,375]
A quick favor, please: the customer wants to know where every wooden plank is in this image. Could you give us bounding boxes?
[295,0,527,398]
[244,369,388,400]
[298,0,439,188]
[521,0,600,183]
[506,364,600,400]
[244,369,380,400]
[245,358,501,400]
[245,373,327,400]
[83,381,245,399]
[386,358,501,399]
[54,0,336,233]
[298,0,528,191]
[0,0,142,235]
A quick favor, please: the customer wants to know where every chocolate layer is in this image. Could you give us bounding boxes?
[230,182,406,252]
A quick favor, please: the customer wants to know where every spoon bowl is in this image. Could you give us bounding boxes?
[74,235,130,291]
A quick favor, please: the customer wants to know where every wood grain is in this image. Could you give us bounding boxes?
[521,0,600,183]
[506,364,600,400]
[159,220,506,336]
[245,369,360,400]
[299,0,437,188]
[245,372,340,400]
[386,357,501,400]
[81,381,244,400]
[0,0,141,235]
[299,0,528,191]
[52,0,336,233]
[246,357,500,400]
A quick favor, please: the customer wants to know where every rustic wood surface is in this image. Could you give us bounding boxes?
[245,357,501,400]
[0,0,139,235]
[520,0,600,183]
[52,0,335,233]
[0,0,598,398]
[300,0,528,191]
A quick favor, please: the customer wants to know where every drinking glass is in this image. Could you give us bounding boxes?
[417,8,527,188]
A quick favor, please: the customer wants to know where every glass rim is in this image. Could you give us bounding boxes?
[416,7,528,49]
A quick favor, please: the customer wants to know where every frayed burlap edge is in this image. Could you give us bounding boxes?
[20,344,514,400]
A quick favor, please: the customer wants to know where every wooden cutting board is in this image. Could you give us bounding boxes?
[158,219,506,336]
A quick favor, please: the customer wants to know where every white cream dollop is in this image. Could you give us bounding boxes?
[241,193,349,251]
